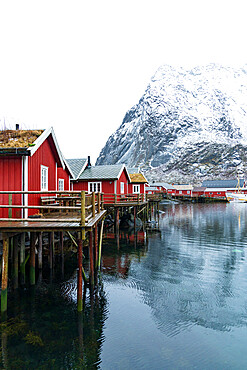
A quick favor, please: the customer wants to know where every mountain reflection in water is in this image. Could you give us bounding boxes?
[2,202,247,369]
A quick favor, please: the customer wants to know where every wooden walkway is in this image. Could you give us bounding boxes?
[0,210,106,233]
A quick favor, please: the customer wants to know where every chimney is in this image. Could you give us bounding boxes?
[87,156,91,169]
[16,124,19,130]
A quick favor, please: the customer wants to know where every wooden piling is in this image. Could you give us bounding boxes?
[60,231,64,276]
[38,232,43,269]
[81,191,86,240]
[1,234,9,313]
[97,220,104,270]
[94,226,98,271]
[89,231,94,286]
[49,232,54,269]
[13,235,19,289]
[30,232,36,285]
[20,233,25,284]
[77,236,83,312]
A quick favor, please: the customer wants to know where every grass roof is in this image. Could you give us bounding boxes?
[129,173,147,183]
[0,130,44,148]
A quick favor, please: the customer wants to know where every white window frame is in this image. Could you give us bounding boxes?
[88,182,102,193]
[133,184,140,194]
[58,178,64,191]
[41,165,48,191]
[120,182,125,194]
[179,190,182,194]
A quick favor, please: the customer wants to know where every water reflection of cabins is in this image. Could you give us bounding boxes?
[102,231,147,278]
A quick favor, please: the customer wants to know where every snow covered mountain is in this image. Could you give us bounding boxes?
[96,64,247,183]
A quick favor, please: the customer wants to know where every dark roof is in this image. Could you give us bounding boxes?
[202,179,245,188]
[152,182,175,189]
[77,164,129,181]
[66,158,87,179]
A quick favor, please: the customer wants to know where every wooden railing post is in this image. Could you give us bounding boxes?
[81,191,86,240]
[8,194,12,218]
[114,194,117,204]
[101,193,104,209]
[1,233,9,314]
[97,193,101,213]
[92,192,95,217]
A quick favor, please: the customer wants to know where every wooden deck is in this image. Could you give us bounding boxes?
[0,210,106,232]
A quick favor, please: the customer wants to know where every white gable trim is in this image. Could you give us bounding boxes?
[117,165,131,182]
[77,160,89,180]
[27,127,65,169]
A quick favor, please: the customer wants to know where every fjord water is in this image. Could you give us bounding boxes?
[2,201,247,369]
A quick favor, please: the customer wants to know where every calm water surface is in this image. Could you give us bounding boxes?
[2,201,247,369]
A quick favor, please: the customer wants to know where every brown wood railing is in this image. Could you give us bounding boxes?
[0,191,103,224]
[146,193,164,201]
[102,193,146,205]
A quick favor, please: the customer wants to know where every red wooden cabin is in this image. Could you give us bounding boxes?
[0,127,67,217]
[70,161,131,202]
[128,171,147,196]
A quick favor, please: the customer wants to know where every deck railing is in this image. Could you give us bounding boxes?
[0,190,103,224]
[146,193,164,201]
[102,193,146,205]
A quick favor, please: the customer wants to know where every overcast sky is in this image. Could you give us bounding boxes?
[0,0,247,163]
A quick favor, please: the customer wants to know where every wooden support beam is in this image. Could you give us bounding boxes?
[60,231,64,277]
[38,232,43,270]
[89,231,94,286]
[30,232,36,285]
[77,237,83,312]
[81,191,86,240]
[134,207,136,231]
[94,226,98,271]
[49,232,54,269]
[13,235,19,289]
[20,233,25,284]
[97,220,104,270]
[1,233,9,313]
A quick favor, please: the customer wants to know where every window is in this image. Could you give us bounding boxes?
[179,191,182,194]
[187,191,190,194]
[120,182,125,194]
[88,182,102,193]
[41,165,48,191]
[133,184,140,194]
[58,179,64,191]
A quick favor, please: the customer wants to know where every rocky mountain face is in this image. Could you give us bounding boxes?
[96,64,247,184]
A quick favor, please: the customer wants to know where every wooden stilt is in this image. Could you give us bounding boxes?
[38,232,42,270]
[77,236,83,312]
[20,233,25,285]
[134,207,136,231]
[97,220,104,270]
[94,226,98,271]
[1,233,9,313]
[13,235,19,289]
[60,231,64,277]
[49,232,54,269]
[89,231,94,286]
[30,232,36,285]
